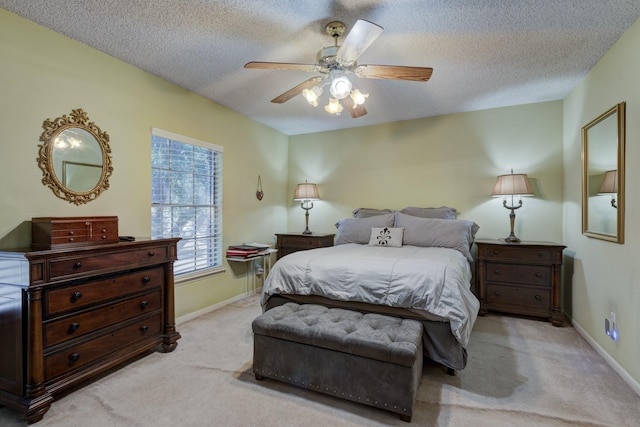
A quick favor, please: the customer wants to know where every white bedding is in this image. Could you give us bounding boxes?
[261,243,480,348]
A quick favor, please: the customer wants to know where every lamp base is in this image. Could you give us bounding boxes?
[503,206,521,243]
[503,233,521,243]
[301,204,313,235]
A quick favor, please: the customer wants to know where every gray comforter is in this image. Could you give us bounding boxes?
[261,243,479,348]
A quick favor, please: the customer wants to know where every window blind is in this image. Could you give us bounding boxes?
[151,128,223,276]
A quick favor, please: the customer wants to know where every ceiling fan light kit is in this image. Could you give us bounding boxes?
[329,73,352,99]
[244,19,432,119]
[302,86,322,106]
[325,97,343,114]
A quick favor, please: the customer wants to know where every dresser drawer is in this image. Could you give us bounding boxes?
[484,262,551,287]
[45,267,164,317]
[486,284,550,314]
[276,233,334,259]
[478,245,553,263]
[44,290,162,348]
[50,220,118,246]
[48,246,169,280]
[280,236,317,249]
[44,313,162,381]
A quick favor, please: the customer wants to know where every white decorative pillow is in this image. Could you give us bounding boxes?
[368,227,404,248]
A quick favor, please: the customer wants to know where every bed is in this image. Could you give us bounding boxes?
[261,208,480,371]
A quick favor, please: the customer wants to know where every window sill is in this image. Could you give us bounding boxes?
[175,266,226,286]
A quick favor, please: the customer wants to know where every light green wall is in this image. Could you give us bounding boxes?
[2,6,638,390]
[0,9,289,318]
[288,101,564,245]
[563,16,640,386]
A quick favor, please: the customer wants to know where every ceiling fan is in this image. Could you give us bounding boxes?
[244,19,433,118]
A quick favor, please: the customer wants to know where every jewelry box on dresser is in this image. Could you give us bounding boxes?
[0,216,181,424]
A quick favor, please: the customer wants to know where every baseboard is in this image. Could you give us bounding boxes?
[176,290,260,325]
[572,319,640,396]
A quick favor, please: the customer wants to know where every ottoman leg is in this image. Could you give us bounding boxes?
[400,414,412,422]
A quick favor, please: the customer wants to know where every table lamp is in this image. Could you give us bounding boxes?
[293,181,320,234]
[491,170,533,243]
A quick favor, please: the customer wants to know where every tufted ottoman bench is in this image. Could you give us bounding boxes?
[252,303,423,422]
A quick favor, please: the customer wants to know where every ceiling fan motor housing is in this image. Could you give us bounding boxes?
[316,46,340,71]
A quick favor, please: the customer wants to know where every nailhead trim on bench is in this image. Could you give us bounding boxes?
[253,367,411,414]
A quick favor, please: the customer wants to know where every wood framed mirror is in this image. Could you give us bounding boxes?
[581,102,625,243]
[37,108,113,205]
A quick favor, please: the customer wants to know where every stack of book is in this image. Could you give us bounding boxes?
[226,243,271,260]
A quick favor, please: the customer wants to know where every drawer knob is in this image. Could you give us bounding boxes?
[493,250,500,255]
[69,231,74,235]
[535,272,542,278]
[494,269,501,275]
[68,322,80,333]
[70,291,83,302]
[101,228,107,233]
[535,294,542,301]
[494,290,501,297]
[148,251,155,257]
[140,300,149,309]
[69,353,80,363]
[140,325,149,333]
[73,261,82,268]
[142,276,151,284]
[101,235,107,239]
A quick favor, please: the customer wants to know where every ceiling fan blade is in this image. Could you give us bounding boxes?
[343,97,367,118]
[336,20,384,66]
[244,61,318,72]
[355,64,433,82]
[270,76,325,104]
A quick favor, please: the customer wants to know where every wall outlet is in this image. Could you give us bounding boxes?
[606,312,618,341]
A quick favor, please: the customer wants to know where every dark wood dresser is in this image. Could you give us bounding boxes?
[0,238,181,423]
[476,239,566,326]
[275,233,335,260]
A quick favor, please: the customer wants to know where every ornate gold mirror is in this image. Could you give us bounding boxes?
[582,102,625,243]
[37,109,113,205]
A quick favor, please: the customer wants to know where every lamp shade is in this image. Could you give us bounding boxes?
[491,173,534,196]
[293,183,320,200]
[598,170,618,194]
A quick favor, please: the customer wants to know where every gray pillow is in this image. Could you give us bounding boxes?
[335,214,395,245]
[399,206,457,220]
[393,212,479,262]
[352,207,393,218]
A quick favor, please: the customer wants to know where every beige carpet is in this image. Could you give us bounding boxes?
[1,295,639,426]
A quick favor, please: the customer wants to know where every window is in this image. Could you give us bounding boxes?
[151,128,223,280]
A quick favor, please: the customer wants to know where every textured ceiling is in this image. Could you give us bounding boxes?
[2,1,640,135]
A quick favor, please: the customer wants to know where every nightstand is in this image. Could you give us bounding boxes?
[476,239,566,326]
[275,233,335,260]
